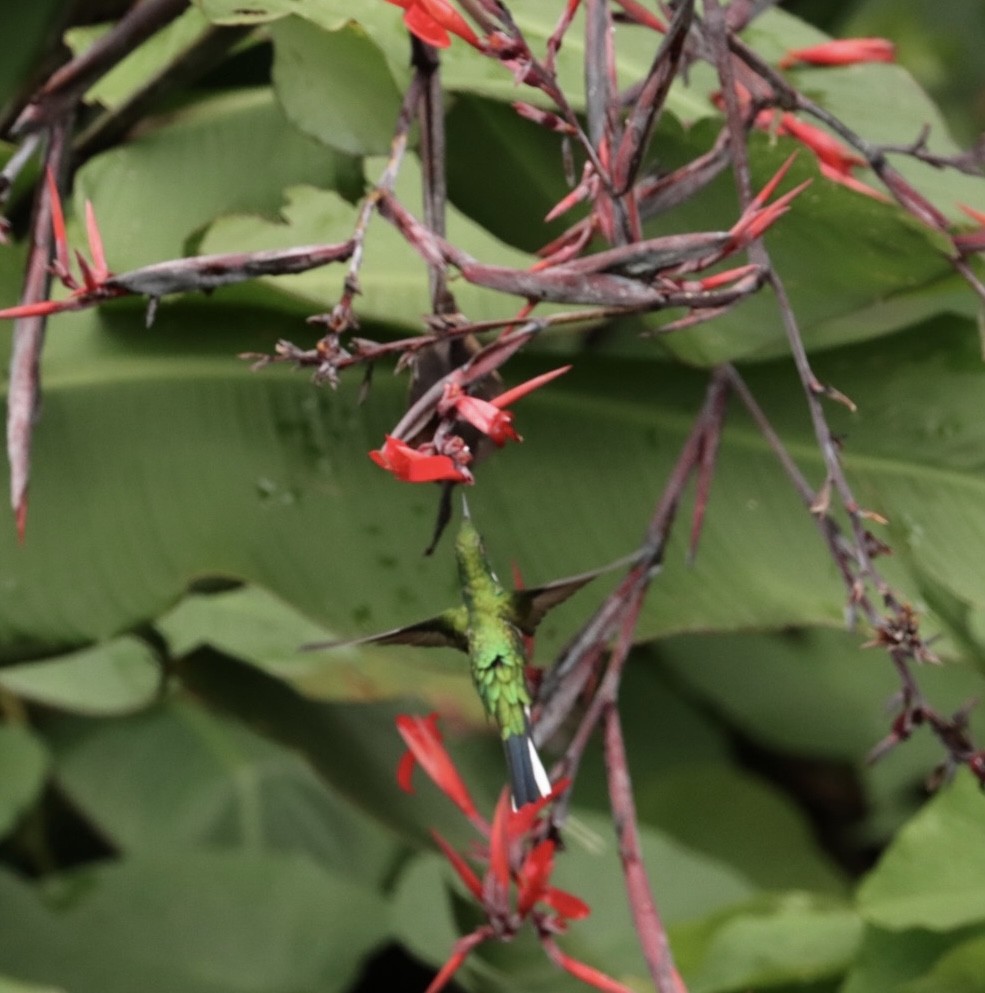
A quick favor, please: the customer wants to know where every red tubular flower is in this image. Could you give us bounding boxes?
[393,716,617,993]
[369,435,473,484]
[384,0,482,49]
[517,839,590,920]
[395,713,479,819]
[779,37,895,69]
[541,937,639,993]
[775,115,865,173]
[439,366,572,447]
[753,114,887,201]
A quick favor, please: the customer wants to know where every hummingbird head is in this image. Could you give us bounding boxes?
[455,515,484,560]
[454,514,498,593]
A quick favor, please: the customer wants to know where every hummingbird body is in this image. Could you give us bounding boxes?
[454,519,550,807]
[305,511,633,806]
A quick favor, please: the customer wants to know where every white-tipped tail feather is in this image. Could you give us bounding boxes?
[504,711,551,809]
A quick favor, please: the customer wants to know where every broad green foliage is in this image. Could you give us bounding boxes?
[0,2,983,993]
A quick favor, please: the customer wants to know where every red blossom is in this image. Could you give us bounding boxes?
[393,718,616,993]
[745,111,886,201]
[779,37,895,69]
[517,839,590,919]
[817,160,889,202]
[438,365,572,446]
[384,0,482,49]
[541,937,639,993]
[775,115,865,173]
[395,713,480,819]
[369,435,473,484]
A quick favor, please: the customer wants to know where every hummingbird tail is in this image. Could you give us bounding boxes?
[504,731,552,809]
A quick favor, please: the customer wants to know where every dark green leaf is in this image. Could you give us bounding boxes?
[0,726,48,840]
[673,893,861,993]
[51,698,400,886]
[0,852,387,993]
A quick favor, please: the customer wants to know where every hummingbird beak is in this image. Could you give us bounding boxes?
[460,493,472,521]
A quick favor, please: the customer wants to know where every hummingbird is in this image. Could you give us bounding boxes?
[306,504,627,807]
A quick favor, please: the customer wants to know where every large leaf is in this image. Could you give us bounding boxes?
[903,932,985,993]
[0,851,387,993]
[653,626,985,842]
[196,0,712,122]
[857,771,985,931]
[0,636,161,715]
[672,893,862,993]
[50,698,400,886]
[0,725,48,841]
[840,925,979,993]
[634,763,847,895]
[270,17,403,157]
[74,87,362,270]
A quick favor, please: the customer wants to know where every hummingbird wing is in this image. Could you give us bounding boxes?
[302,606,469,653]
[510,551,641,636]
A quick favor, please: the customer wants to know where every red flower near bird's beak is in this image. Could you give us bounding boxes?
[384,0,482,49]
[369,435,473,484]
[438,365,572,446]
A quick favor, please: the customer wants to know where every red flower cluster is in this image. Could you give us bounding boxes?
[369,365,571,484]
[383,0,482,49]
[395,712,635,993]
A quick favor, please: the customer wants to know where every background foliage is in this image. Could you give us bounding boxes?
[0,1,984,991]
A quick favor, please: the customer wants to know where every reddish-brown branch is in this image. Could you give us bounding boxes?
[7,121,72,539]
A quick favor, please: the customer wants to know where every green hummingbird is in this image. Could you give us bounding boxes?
[306,505,627,807]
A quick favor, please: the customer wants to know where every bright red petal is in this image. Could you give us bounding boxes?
[543,886,591,921]
[403,4,451,47]
[369,435,472,484]
[0,298,79,319]
[779,38,895,69]
[451,394,520,445]
[488,789,512,890]
[778,115,865,171]
[517,839,554,916]
[817,160,889,201]
[85,200,109,282]
[424,929,490,993]
[540,937,637,993]
[44,167,72,283]
[419,0,481,46]
[396,748,417,793]
[395,713,479,818]
[431,830,484,900]
[492,365,572,410]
